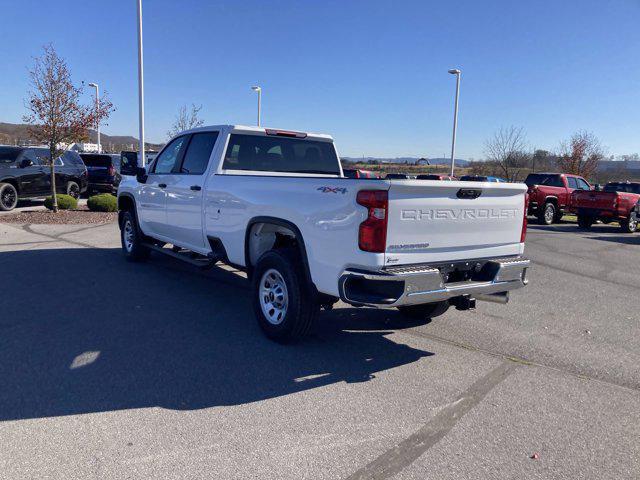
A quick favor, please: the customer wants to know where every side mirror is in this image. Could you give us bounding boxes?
[135,166,148,184]
[120,162,137,176]
[20,159,34,168]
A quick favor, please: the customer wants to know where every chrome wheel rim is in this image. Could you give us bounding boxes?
[68,183,79,199]
[123,220,134,252]
[1,186,17,209]
[259,269,288,325]
[544,205,554,223]
[630,218,637,231]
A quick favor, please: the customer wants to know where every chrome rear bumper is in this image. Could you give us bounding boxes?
[338,257,530,307]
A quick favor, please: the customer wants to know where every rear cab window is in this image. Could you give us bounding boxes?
[604,183,640,194]
[525,174,564,188]
[222,133,340,175]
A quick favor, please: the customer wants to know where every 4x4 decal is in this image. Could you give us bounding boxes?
[317,186,347,194]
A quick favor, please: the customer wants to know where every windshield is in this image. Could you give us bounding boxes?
[0,147,22,164]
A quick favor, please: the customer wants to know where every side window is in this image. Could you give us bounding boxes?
[35,150,51,165]
[19,150,40,165]
[550,176,564,187]
[567,177,578,189]
[179,132,219,174]
[577,178,590,190]
[152,136,188,174]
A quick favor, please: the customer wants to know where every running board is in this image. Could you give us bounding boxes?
[143,243,221,269]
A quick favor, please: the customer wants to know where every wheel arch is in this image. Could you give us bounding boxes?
[244,216,314,288]
[117,193,138,228]
[0,177,20,194]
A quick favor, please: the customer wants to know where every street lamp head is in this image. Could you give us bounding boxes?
[448,69,461,75]
[251,86,261,92]
[88,82,98,88]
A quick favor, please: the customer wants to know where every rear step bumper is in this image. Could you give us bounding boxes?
[338,257,530,308]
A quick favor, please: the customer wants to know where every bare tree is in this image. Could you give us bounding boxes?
[167,104,204,139]
[484,126,530,181]
[23,45,113,211]
[557,131,604,179]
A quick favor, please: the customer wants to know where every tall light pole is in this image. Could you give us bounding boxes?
[251,86,261,127]
[448,69,461,177]
[136,0,146,167]
[88,83,101,153]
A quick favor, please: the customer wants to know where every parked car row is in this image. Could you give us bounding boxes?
[0,146,88,211]
[0,146,149,211]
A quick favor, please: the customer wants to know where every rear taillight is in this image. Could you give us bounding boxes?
[521,193,528,243]
[108,165,116,176]
[357,190,388,253]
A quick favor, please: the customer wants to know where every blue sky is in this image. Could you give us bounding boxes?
[1,0,638,158]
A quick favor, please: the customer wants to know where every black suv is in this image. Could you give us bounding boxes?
[0,146,88,211]
[80,153,123,195]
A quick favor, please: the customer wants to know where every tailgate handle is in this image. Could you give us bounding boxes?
[457,188,482,199]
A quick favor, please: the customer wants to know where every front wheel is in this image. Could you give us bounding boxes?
[66,181,80,199]
[397,301,450,321]
[0,182,18,211]
[120,210,150,261]
[252,249,318,343]
[620,215,637,233]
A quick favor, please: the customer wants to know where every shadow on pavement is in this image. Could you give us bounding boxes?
[0,247,432,421]
[528,223,626,234]
[586,235,640,245]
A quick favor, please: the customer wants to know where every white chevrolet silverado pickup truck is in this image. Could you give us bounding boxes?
[117,125,530,342]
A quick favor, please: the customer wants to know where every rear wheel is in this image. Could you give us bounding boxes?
[252,248,318,343]
[577,214,594,229]
[620,215,637,233]
[538,202,556,225]
[0,183,18,211]
[66,181,80,199]
[397,301,450,321]
[120,210,150,261]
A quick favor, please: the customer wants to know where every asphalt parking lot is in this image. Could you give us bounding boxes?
[0,220,638,479]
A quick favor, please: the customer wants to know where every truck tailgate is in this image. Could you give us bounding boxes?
[385,181,526,265]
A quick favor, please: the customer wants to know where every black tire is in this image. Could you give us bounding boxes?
[620,215,637,233]
[553,211,563,223]
[0,182,18,211]
[252,248,318,343]
[120,210,150,262]
[537,202,556,225]
[66,181,80,199]
[397,301,450,321]
[577,214,594,229]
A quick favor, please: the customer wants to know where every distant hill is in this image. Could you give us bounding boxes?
[342,156,469,167]
[0,122,164,152]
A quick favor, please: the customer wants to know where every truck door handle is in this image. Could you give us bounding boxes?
[190,185,202,191]
[158,183,167,188]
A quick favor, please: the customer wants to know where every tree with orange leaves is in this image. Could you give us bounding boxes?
[23,44,114,212]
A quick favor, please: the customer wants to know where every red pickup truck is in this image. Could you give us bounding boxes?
[573,182,640,233]
[524,173,591,225]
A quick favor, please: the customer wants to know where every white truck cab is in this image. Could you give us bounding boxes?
[118,125,529,342]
